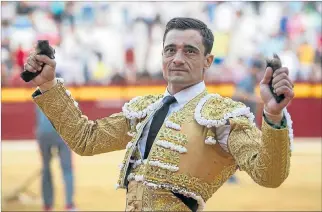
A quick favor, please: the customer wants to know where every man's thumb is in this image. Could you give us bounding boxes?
[261,67,273,84]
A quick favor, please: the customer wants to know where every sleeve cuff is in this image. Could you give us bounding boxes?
[263,112,287,129]
[32,89,42,98]
[31,78,63,99]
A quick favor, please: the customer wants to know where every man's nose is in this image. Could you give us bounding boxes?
[172,51,185,65]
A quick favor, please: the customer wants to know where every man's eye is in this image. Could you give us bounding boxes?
[165,48,175,53]
[187,49,195,54]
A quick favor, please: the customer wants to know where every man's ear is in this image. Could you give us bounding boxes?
[204,54,214,70]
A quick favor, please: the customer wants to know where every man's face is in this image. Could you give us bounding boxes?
[162,29,213,88]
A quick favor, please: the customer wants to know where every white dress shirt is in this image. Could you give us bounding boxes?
[138,81,231,157]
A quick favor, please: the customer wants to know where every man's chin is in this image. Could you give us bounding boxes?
[167,76,188,84]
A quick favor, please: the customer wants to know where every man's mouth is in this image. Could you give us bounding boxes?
[170,69,188,72]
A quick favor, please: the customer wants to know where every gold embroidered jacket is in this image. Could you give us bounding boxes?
[33,80,292,211]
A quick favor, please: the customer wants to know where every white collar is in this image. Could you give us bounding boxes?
[163,81,206,105]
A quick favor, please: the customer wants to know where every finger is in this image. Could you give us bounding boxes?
[275,86,293,96]
[27,57,43,71]
[273,79,293,90]
[272,72,288,85]
[273,67,289,78]
[260,67,273,84]
[278,93,294,107]
[24,63,37,73]
[31,56,44,66]
[35,55,56,68]
[29,52,44,66]
[285,88,295,99]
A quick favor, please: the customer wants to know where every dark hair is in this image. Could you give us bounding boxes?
[163,17,214,55]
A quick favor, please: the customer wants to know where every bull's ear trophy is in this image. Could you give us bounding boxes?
[266,54,285,103]
[20,40,55,82]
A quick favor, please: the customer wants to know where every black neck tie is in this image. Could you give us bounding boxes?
[144,95,177,159]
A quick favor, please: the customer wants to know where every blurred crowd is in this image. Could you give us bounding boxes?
[1,1,321,87]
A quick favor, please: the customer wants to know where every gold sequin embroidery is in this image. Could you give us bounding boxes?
[144,164,237,201]
[228,116,291,188]
[201,96,245,120]
[127,95,163,113]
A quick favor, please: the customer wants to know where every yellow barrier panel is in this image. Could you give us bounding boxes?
[1,83,321,103]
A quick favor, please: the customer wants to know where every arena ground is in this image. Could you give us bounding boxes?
[2,138,321,211]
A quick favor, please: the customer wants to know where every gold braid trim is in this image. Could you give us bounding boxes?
[122,94,163,119]
[144,164,236,202]
[117,133,145,187]
[195,94,255,128]
[228,116,291,188]
[158,129,189,146]
[205,129,217,144]
[201,96,245,120]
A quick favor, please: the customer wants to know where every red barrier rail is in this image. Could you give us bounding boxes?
[1,83,321,140]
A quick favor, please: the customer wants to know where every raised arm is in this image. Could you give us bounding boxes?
[24,47,131,156]
[33,79,131,156]
[228,55,294,187]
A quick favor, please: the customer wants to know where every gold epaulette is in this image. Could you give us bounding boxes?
[122,94,163,119]
[194,94,256,128]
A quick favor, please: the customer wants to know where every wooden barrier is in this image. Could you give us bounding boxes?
[1,83,321,139]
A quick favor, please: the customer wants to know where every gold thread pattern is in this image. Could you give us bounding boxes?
[158,129,189,146]
[33,82,131,156]
[144,164,237,202]
[201,96,245,121]
[149,146,180,165]
[228,116,291,188]
[127,95,163,114]
[142,184,190,211]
